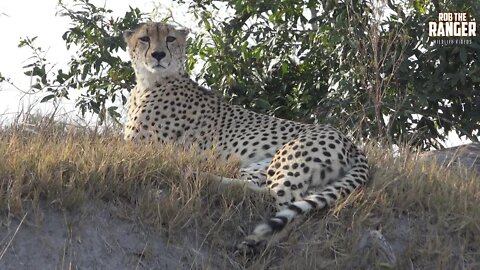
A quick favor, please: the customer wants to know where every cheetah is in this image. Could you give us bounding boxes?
[123,22,369,255]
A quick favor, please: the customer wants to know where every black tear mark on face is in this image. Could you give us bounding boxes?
[165,26,173,67]
[144,28,150,65]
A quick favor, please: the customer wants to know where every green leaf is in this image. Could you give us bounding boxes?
[281,62,289,77]
[81,64,90,80]
[40,94,55,103]
[108,106,121,119]
[253,98,271,110]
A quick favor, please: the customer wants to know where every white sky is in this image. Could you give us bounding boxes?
[0,0,470,147]
[0,0,191,122]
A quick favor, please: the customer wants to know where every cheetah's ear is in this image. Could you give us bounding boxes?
[176,28,190,38]
[123,30,135,43]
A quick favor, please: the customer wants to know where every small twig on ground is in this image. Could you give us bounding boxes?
[0,212,29,262]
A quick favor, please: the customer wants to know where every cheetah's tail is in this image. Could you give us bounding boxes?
[236,148,369,255]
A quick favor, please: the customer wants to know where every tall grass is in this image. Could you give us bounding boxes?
[1,119,479,269]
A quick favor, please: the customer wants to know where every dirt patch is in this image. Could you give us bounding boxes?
[0,201,205,269]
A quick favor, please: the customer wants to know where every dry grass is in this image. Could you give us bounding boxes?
[1,120,480,269]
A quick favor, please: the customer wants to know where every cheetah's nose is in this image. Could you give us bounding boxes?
[151,51,166,61]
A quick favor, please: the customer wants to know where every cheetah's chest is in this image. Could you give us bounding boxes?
[124,83,216,146]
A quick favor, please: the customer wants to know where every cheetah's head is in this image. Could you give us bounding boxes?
[123,22,189,85]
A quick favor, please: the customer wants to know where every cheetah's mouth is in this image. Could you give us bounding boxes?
[152,63,166,69]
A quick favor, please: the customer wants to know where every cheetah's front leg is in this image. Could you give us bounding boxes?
[209,159,271,193]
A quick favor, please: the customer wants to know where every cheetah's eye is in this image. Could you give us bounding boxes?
[166,36,176,42]
[139,36,150,42]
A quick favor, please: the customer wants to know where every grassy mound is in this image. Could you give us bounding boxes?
[1,124,479,269]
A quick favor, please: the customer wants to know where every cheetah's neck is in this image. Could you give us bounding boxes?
[134,68,189,89]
